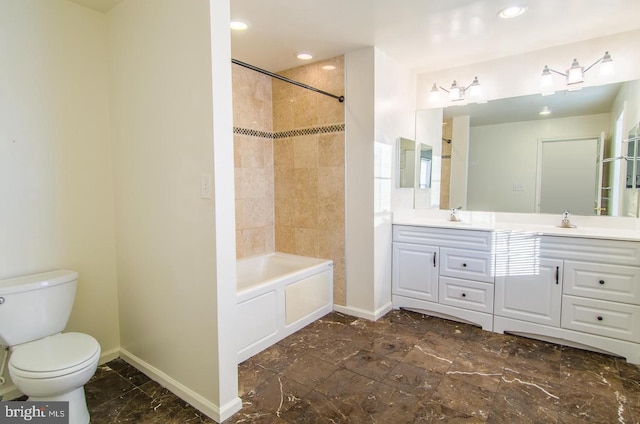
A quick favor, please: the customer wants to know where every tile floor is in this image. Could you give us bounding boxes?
[13,310,640,423]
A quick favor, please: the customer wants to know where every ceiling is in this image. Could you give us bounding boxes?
[230,0,640,73]
[70,1,640,75]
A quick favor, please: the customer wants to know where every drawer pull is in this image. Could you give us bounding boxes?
[461,293,466,298]
[599,280,605,285]
[462,263,467,267]
[555,266,559,284]
[597,316,603,321]
[433,252,437,267]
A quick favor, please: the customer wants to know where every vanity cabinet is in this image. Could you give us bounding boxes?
[495,258,563,326]
[493,233,640,364]
[392,225,495,330]
[392,242,438,302]
[392,224,640,363]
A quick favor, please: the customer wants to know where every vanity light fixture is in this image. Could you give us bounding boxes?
[428,77,482,103]
[539,51,614,95]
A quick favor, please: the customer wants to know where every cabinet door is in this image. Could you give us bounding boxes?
[392,242,438,302]
[495,258,563,326]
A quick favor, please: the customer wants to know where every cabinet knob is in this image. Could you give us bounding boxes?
[597,316,603,321]
[461,293,466,298]
[599,280,605,285]
[462,263,467,267]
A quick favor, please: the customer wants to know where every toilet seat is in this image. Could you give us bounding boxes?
[10,332,100,380]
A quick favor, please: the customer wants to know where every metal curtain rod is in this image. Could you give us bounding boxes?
[231,58,345,103]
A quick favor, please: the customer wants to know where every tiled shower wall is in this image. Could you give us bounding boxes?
[232,56,346,305]
[273,56,346,305]
[232,64,274,258]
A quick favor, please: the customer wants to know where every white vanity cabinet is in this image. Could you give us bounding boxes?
[495,258,563,326]
[493,233,640,364]
[392,225,495,330]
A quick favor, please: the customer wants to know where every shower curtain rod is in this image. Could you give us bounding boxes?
[231,58,345,103]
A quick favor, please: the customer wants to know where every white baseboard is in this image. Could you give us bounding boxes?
[119,349,242,423]
[99,346,120,364]
[333,301,393,321]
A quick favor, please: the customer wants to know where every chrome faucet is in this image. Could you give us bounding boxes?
[558,210,576,228]
[448,206,462,222]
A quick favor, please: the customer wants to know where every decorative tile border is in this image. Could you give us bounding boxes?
[233,123,345,140]
[233,127,273,138]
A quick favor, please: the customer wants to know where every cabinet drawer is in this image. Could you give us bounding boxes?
[439,277,494,313]
[393,225,493,251]
[440,248,494,283]
[564,261,640,305]
[562,295,640,343]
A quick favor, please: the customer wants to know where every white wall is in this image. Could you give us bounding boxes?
[0,0,119,396]
[467,113,610,213]
[343,47,416,319]
[108,0,239,420]
[344,48,376,317]
[417,29,640,109]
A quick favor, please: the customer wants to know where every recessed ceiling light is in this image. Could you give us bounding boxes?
[230,20,249,31]
[297,53,313,60]
[498,6,527,19]
[322,65,336,70]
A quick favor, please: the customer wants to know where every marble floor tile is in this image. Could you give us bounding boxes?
[15,310,639,424]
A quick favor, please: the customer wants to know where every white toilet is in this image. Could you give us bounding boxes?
[0,270,101,424]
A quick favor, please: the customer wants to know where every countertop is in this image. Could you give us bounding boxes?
[393,211,640,242]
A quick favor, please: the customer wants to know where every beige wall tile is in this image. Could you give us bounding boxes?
[292,197,318,229]
[273,138,294,168]
[318,196,345,231]
[236,227,267,259]
[318,133,344,167]
[293,135,319,168]
[274,167,295,199]
[293,168,318,198]
[235,167,267,199]
[275,226,295,253]
[317,167,344,199]
[294,93,318,129]
[274,197,294,227]
[294,228,319,257]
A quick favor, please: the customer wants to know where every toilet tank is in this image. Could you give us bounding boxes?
[0,270,78,346]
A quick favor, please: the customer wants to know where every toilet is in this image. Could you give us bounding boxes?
[0,270,101,424]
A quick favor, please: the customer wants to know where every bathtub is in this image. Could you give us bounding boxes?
[236,252,333,363]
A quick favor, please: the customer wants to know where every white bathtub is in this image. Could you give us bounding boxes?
[236,252,333,363]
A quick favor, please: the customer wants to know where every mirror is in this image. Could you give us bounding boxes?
[398,137,416,188]
[416,79,640,217]
[418,143,433,189]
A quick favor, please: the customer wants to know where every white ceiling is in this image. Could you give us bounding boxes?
[230,0,640,73]
[69,1,640,75]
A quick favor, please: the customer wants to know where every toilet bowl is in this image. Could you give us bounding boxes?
[0,270,101,424]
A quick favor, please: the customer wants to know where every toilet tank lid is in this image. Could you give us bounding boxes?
[0,270,78,295]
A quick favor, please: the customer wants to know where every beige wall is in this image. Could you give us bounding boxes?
[272,56,346,305]
[0,0,120,395]
[232,64,275,258]
[108,0,239,419]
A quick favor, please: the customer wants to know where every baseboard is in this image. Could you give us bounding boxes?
[0,385,21,401]
[333,301,393,321]
[119,349,242,423]
[99,346,120,365]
